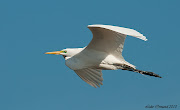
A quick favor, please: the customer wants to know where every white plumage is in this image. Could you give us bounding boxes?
[45,24,161,88]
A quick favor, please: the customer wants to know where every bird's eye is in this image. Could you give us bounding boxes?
[64,50,67,53]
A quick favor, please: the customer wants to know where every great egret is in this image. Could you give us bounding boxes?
[45,24,162,88]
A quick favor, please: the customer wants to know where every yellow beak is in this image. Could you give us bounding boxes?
[45,51,63,55]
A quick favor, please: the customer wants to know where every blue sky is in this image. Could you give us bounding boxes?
[1,0,180,110]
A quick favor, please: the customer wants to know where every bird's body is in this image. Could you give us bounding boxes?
[45,24,162,88]
[65,48,133,70]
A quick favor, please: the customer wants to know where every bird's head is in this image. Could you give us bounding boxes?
[45,48,84,58]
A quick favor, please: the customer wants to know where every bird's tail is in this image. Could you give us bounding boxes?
[120,64,162,78]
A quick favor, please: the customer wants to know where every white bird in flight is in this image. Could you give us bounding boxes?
[45,24,162,88]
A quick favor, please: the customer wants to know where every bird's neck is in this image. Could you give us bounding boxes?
[64,47,85,59]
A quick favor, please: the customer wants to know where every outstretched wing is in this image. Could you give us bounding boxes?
[86,24,147,60]
[69,24,147,70]
[74,68,103,88]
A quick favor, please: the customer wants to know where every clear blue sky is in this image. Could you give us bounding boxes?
[1,0,180,110]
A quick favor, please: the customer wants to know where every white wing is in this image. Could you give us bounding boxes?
[68,24,147,70]
[86,24,147,60]
[74,68,103,88]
